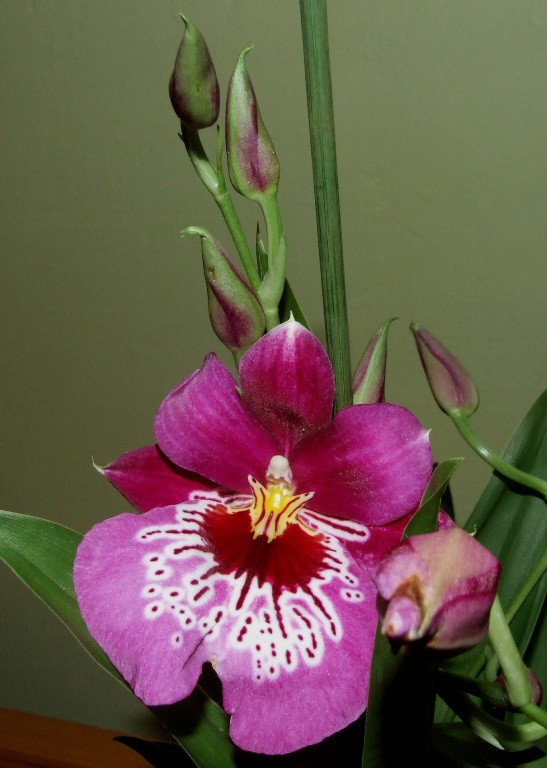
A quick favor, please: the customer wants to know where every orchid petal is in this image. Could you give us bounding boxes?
[220,570,377,754]
[291,403,432,526]
[154,354,280,492]
[100,444,215,513]
[74,493,379,754]
[239,319,334,453]
[74,506,230,705]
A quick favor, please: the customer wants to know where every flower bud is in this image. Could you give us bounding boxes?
[352,318,396,404]
[226,48,280,200]
[411,324,479,417]
[169,15,220,129]
[374,527,501,653]
[496,668,543,707]
[184,227,265,355]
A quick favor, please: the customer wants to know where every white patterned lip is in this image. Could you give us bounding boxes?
[136,491,367,683]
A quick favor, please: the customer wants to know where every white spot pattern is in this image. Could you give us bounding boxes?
[136,492,367,683]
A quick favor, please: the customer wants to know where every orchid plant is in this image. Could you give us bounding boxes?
[1,4,546,768]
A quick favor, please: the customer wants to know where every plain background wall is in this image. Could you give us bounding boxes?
[1,0,545,738]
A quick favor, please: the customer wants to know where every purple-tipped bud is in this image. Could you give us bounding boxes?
[496,669,543,706]
[226,48,280,200]
[169,15,220,129]
[352,318,396,404]
[185,227,266,355]
[374,527,501,653]
[411,324,479,417]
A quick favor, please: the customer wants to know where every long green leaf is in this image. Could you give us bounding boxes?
[0,509,121,680]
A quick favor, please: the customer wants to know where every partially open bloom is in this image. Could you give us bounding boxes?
[374,527,501,652]
[74,319,432,754]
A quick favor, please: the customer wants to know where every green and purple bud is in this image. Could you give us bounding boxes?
[226,48,280,200]
[411,323,479,417]
[374,527,501,653]
[496,669,543,707]
[183,227,265,356]
[169,15,220,129]
[352,318,396,404]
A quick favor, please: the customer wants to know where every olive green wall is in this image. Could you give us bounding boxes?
[1,0,545,737]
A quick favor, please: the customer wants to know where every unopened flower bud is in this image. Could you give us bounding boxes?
[374,527,501,653]
[226,48,280,200]
[352,318,396,404]
[411,324,479,417]
[169,15,220,129]
[496,668,543,707]
[184,227,265,355]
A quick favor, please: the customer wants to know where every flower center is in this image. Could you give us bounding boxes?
[248,455,314,543]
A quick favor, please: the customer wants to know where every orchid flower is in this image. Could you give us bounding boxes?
[74,319,432,754]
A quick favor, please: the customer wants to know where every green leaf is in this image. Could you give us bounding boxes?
[403,458,462,538]
[441,391,547,711]
[0,509,121,681]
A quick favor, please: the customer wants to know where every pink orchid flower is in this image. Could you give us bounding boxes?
[74,319,432,754]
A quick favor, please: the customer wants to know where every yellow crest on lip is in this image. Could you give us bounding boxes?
[247,475,314,542]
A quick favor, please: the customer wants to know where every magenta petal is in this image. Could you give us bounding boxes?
[239,319,334,454]
[154,354,280,492]
[100,444,215,513]
[218,558,377,754]
[74,506,231,705]
[291,403,432,526]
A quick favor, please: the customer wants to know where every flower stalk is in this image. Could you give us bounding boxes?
[487,595,531,707]
[451,412,547,499]
[179,125,261,294]
[299,0,351,412]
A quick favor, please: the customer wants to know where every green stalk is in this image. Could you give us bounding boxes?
[180,125,261,293]
[299,0,352,411]
[487,595,531,707]
[257,193,287,329]
[451,412,547,499]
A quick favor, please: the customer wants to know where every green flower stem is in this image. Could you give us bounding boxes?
[438,686,546,750]
[440,671,547,730]
[257,193,287,330]
[180,125,261,293]
[451,412,547,499]
[299,0,352,412]
[521,702,547,730]
[506,545,547,623]
[438,670,510,710]
[487,595,531,707]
